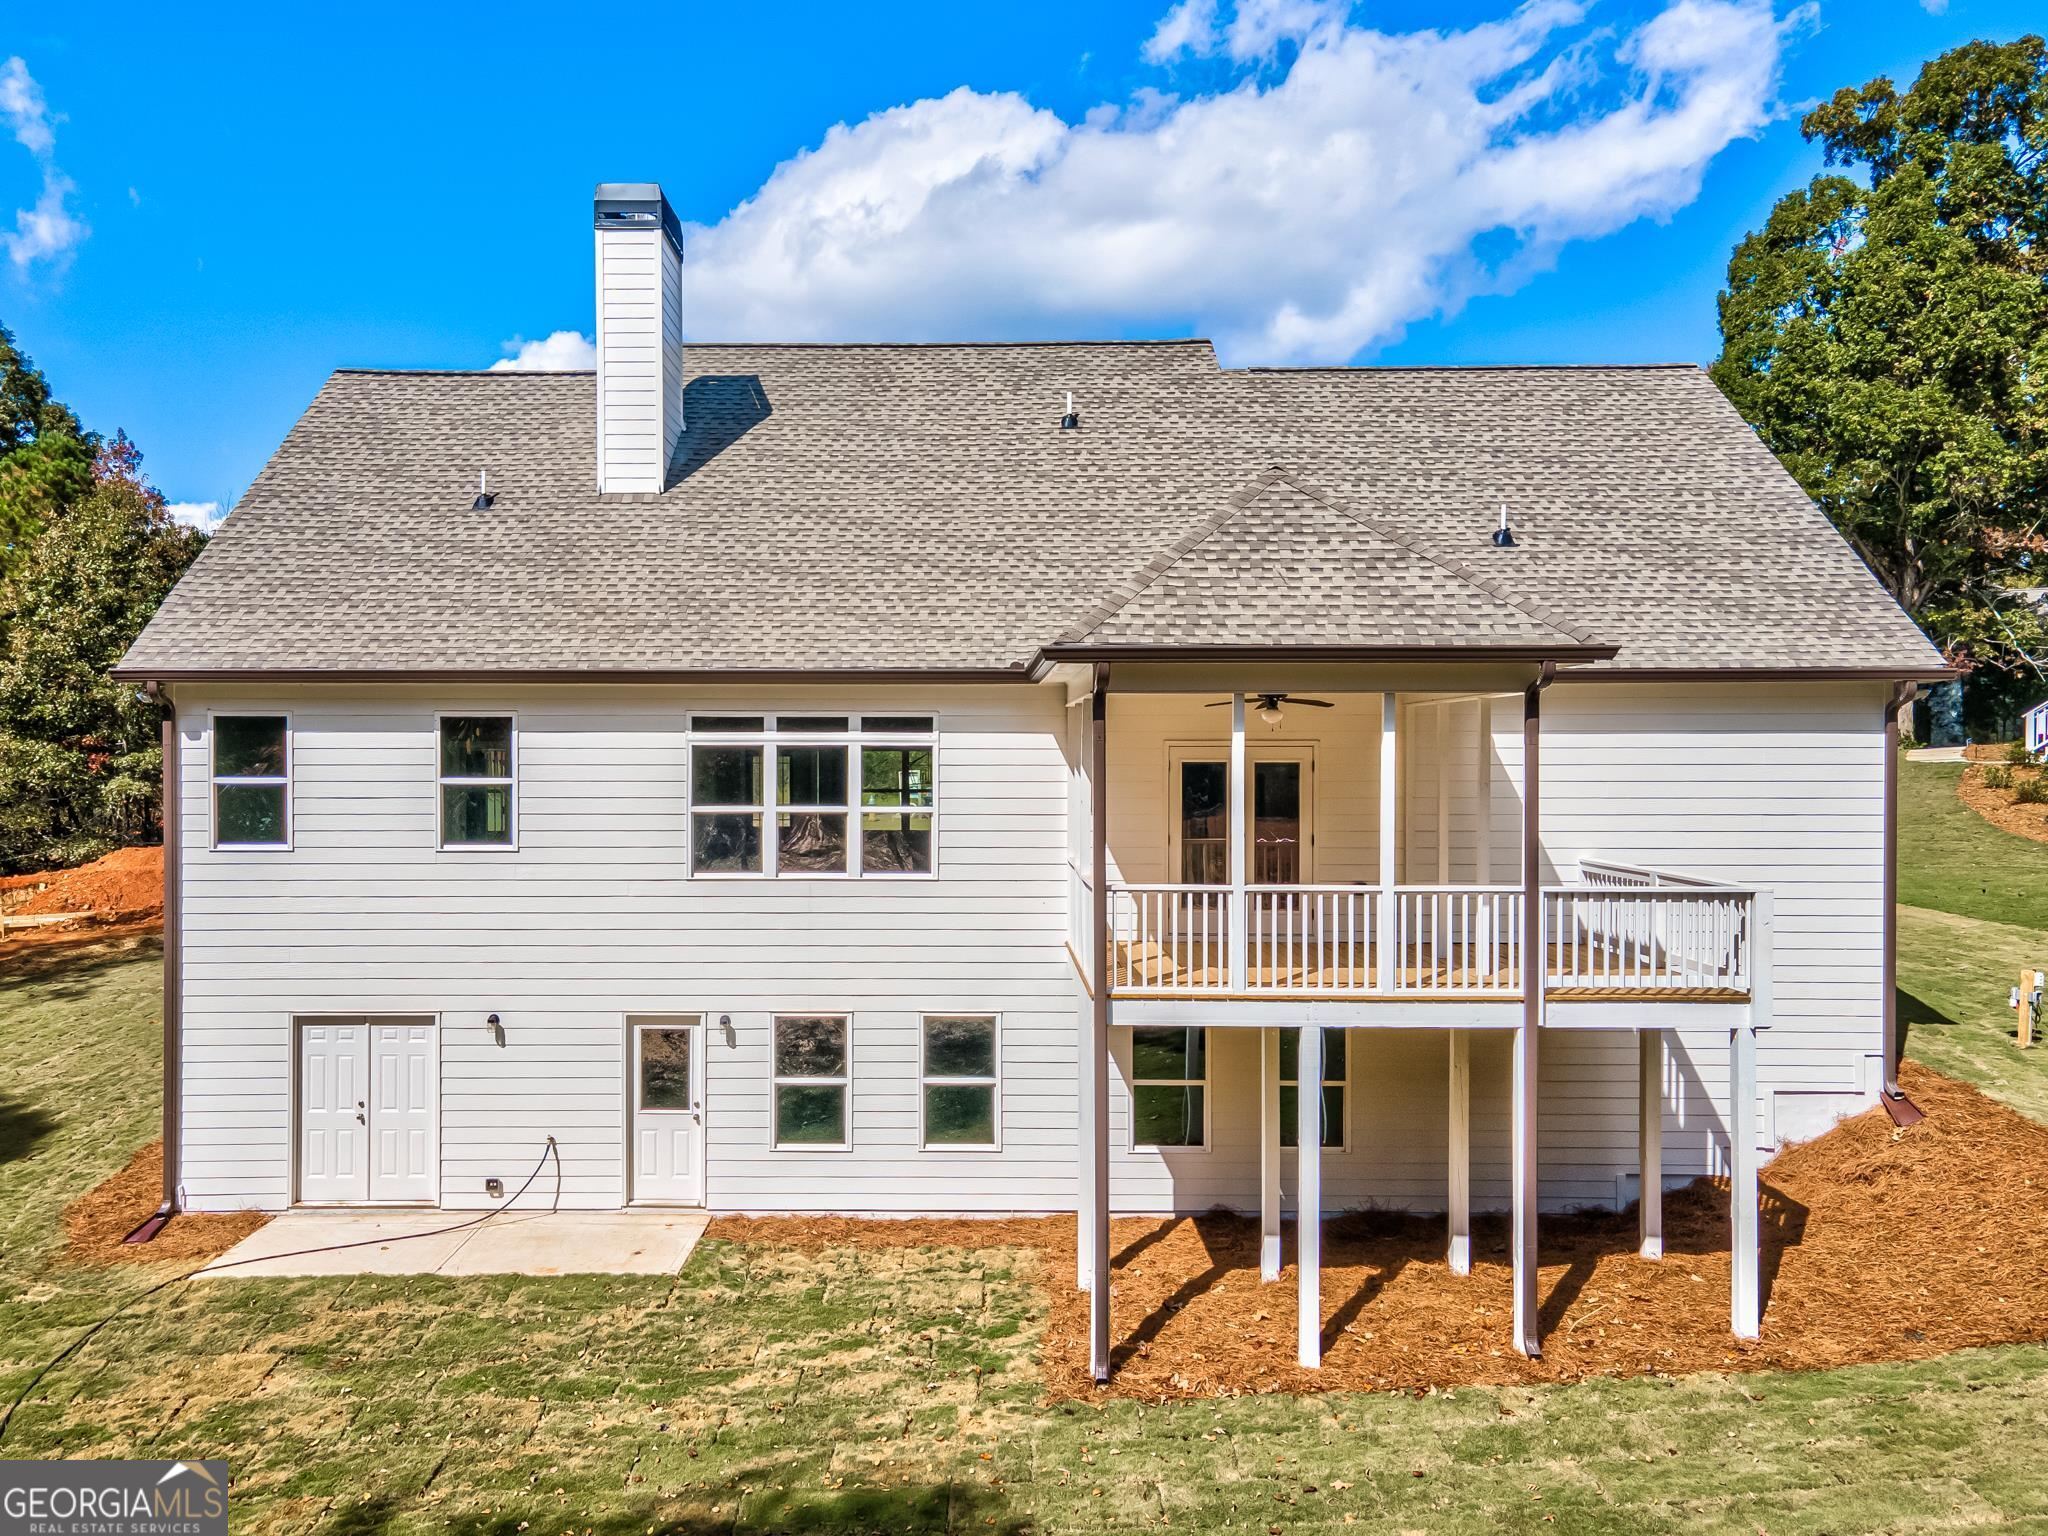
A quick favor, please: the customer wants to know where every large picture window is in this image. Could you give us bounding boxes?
[1130,1027,1207,1148]
[921,1015,998,1148]
[690,715,936,877]
[438,716,515,847]
[772,1015,850,1148]
[1280,1029,1346,1149]
[212,715,289,848]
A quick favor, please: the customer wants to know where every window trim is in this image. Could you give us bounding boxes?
[1127,1025,1211,1152]
[918,1013,1002,1152]
[770,1012,853,1152]
[687,714,938,880]
[1280,1029,1350,1153]
[435,711,519,852]
[209,710,293,852]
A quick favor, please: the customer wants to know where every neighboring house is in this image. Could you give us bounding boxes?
[115,185,1948,1377]
[2026,700,2048,757]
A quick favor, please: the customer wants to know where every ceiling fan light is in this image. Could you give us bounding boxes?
[1257,702,1285,730]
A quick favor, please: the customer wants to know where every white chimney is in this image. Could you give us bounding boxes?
[593,183,685,494]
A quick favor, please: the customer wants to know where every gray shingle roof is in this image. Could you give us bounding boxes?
[117,342,1944,677]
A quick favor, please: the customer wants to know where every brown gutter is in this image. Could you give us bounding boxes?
[108,664,1034,686]
[1036,642,1618,668]
[125,689,181,1242]
[1881,680,1926,1128]
[1554,666,1956,685]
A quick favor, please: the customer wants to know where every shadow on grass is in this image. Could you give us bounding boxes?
[0,932,161,1000]
[0,1091,58,1167]
[326,1477,1030,1535]
[1898,987,1958,1040]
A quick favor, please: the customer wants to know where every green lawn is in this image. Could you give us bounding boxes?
[1899,759,2048,928]
[7,935,2048,1531]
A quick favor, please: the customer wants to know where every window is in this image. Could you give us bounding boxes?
[689,715,936,877]
[212,715,289,847]
[1130,1027,1206,1148]
[439,716,515,847]
[922,1016,998,1148]
[772,1015,850,1147]
[638,1027,694,1111]
[1280,1029,1346,1149]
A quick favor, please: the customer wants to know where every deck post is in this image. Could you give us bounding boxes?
[1229,693,1247,993]
[1512,664,1552,1359]
[1435,704,1451,882]
[1377,693,1398,992]
[1638,1027,1663,1261]
[1260,1026,1282,1281]
[1731,888,1773,1340]
[1447,1028,1471,1275]
[1088,665,1112,1381]
[1297,1023,1324,1368]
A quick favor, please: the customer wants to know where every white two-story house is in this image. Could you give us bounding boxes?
[116,184,1948,1378]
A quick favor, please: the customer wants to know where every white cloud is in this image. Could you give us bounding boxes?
[165,501,225,533]
[660,0,1795,364]
[0,56,86,272]
[1918,0,1948,11]
[489,329,597,371]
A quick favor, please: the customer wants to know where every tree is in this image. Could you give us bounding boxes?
[1711,36,2048,690]
[0,433,204,871]
[0,322,95,579]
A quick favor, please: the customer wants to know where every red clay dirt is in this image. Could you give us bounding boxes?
[710,1062,2048,1399]
[61,1139,268,1267]
[1,846,164,954]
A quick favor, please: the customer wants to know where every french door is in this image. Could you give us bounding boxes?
[296,1017,437,1204]
[1170,748,1315,885]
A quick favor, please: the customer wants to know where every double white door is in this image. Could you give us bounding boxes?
[298,1017,437,1204]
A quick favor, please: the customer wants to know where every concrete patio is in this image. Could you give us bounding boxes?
[196,1208,709,1278]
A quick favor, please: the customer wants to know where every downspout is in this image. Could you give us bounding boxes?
[1511,660,1555,1359]
[1881,680,1925,1128]
[125,686,180,1243]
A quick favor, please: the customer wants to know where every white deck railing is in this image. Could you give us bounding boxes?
[1106,869,1755,1000]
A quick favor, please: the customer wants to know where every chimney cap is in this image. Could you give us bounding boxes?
[594,182,683,259]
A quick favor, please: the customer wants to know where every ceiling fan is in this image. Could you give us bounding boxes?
[1206,692,1335,729]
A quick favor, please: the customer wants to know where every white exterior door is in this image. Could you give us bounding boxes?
[297,1020,369,1204]
[631,1018,704,1205]
[368,1018,437,1203]
[297,1017,436,1205]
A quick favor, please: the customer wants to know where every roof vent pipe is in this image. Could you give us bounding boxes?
[1060,392,1080,431]
[472,471,494,512]
[1491,504,1516,548]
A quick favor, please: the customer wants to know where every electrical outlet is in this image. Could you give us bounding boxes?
[485,1177,504,1198]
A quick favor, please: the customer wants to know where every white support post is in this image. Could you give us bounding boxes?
[1638,1027,1663,1261]
[1229,693,1248,993]
[1511,1020,1539,1355]
[1474,698,1493,885]
[1260,1025,1281,1281]
[1447,1028,1471,1275]
[1435,704,1451,883]
[1731,889,1773,1340]
[1377,693,1398,993]
[1296,1023,1324,1368]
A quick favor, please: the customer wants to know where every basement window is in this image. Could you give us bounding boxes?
[1130,1027,1207,1148]
[688,715,936,877]
[772,1015,851,1149]
[1280,1029,1346,1149]
[439,715,516,848]
[212,714,289,848]
[921,1015,999,1149]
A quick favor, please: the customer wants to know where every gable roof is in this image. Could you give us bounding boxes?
[116,342,1945,680]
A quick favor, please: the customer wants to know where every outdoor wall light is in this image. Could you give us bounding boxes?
[487,1012,505,1047]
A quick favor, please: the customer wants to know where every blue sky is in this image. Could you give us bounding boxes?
[0,0,2035,520]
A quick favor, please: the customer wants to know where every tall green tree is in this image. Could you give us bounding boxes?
[0,323,96,579]
[1711,36,2048,679]
[0,432,204,871]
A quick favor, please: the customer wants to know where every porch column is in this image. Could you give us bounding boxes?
[1297,1023,1324,1368]
[1477,697,1495,979]
[1088,666,1112,1381]
[1229,693,1247,992]
[1447,1028,1471,1275]
[1512,664,1553,1359]
[1638,1028,1663,1261]
[1731,889,1774,1340]
[1377,693,1398,992]
[1260,1026,1282,1281]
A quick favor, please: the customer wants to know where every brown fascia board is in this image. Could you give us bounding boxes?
[1551,665,1959,684]
[1034,642,1622,668]
[108,664,1036,686]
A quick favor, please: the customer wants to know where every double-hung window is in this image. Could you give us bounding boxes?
[772,1015,850,1148]
[921,1015,999,1148]
[439,716,516,847]
[1280,1029,1346,1149]
[1130,1027,1207,1148]
[212,715,289,848]
[689,715,936,876]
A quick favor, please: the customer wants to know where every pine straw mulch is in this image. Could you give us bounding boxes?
[1959,762,2048,845]
[710,1062,2048,1400]
[61,1140,268,1267]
